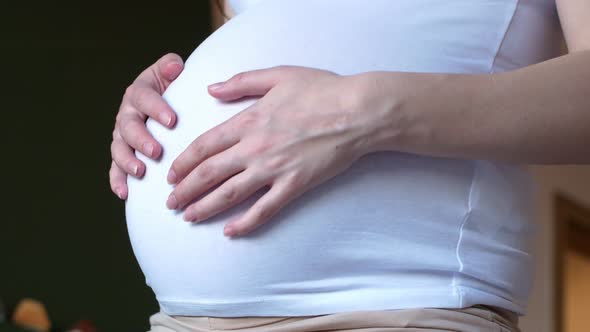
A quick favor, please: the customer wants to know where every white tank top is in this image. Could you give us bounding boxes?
[125,0,562,317]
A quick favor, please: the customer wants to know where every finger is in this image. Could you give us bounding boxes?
[207,65,296,101]
[167,117,242,184]
[154,53,184,88]
[109,160,129,200]
[136,53,184,93]
[166,144,247,210]
[183,167,268,222]
[121,53,182,130]
[224,177,300,237]
[111,132,146,178]
[117,112,163,159]
[124,83,176,128]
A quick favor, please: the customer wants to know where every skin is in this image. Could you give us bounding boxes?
[110,0,590,238]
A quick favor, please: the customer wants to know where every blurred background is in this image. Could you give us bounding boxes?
[1,1,589,331]
[1,1,215,331]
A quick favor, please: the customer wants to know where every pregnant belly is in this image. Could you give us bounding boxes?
[125,0,518,304]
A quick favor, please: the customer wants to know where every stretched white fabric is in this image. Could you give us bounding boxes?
[126,0,562,317]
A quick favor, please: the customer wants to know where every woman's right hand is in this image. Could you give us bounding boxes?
[110,53,185,200]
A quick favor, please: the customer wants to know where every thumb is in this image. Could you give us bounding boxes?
[208,66,292,101]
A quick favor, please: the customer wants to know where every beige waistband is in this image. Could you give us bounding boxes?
[148,305,519,332]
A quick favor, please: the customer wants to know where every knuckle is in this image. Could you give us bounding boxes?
[112,128,120,140]
[115,109,126,124]
[237,111,259,128]
[110,167,125,185]
[323,113,349,131]
[232,72,247,84]
[249,206,263,221]
[110,141,118,157]
[221,186,238,203]
[198,162,216,185]
[285,170,307,189]
[251,139,273,155]
[134,88,150,110]
[264,154,289,171]
[109,169,120,185]
[119,118,135,137]
[253,204,272,221]
[124,84,135,98]
[110,140,127,159]
[108,163,118,178]
[214,126,228,142]
[189,141,208,159]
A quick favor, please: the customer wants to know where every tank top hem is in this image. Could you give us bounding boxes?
[157,285,522,317]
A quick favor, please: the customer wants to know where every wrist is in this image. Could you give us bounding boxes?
[349,71,427,156]
[340,72,400,158]
[353,70,483,158]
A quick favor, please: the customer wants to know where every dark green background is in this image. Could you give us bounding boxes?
[2,2,213,331]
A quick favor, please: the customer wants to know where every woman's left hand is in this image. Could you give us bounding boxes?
[166,66,383,238]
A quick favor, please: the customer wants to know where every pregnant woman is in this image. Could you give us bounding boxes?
[109,0,590,331]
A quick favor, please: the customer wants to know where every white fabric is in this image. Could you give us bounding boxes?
[126,0,562,317]
[227,0,263,14]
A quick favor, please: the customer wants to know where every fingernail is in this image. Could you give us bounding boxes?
[160,113,172,127]
[224,224,237,237]
[143,143,155,157]
[166,194,178,209]
[116,188,124,200]
[129,162,139,176]
[208,82,225,91]
[167,169,177,184]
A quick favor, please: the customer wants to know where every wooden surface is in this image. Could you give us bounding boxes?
[553,192,590,332]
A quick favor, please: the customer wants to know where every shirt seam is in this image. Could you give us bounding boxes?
[452,161,477,307]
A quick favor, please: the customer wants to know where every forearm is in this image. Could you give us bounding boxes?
[361,50,590,165]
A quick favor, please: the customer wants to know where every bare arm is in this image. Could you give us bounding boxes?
[361,0,590,164]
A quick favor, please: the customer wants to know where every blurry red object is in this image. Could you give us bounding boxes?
[67,319,97,332]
